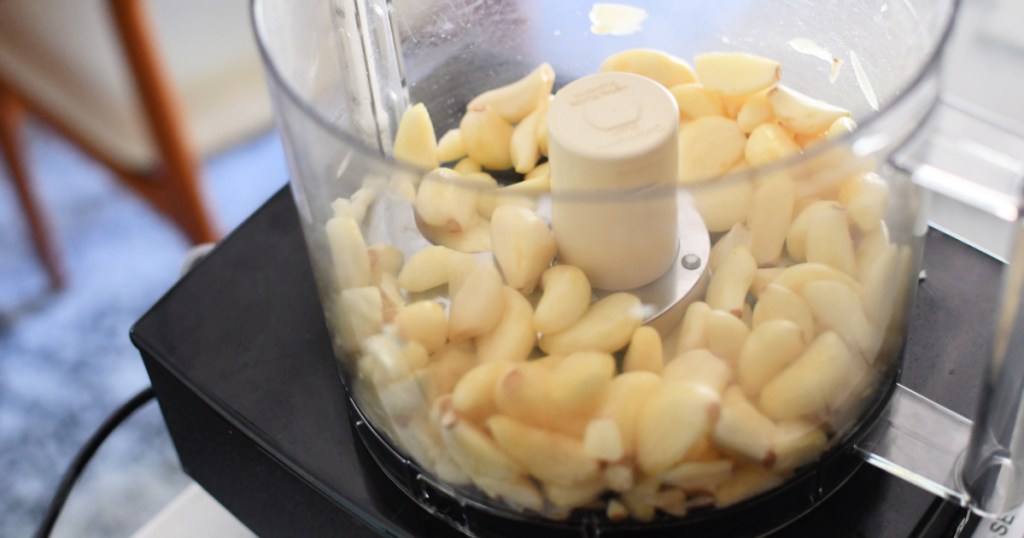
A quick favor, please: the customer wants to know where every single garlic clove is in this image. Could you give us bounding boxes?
[692,177,754,233]
[786,200,842,262]
[750,267,786,300]
[448,261,506,341]
[510,106,543,174]
[599,49,697,89]
[477,174,547,219]
[662,460,734,492]
[441,414,524,480]
[860,243,900,327]
[713,464,784,508]
[597,371,662,458]
[713,386,777,465]
[337,286,383,353]
[669,83,724,120]
[488,414,601,486]
[620,477,660,521]
[476,286,536,364]
[606,498,630,521]
[735,94,776,134]
[635,383,719,475]
[738,319,806,400]
[674,301,711,354]
[758,331,855,420]
[417,215,493,253]
[623,326,664,373]
[708,223,752,272]
[467,63,555,124]
[856,222,892,280]
[747,173,795,266]
[694,52,781,97]
[454,157,483,175]
[801,280,880,360]
[772,262,863,296]
[395,300,448,353]
[826,116,858,139]
[535,95,553,157]
[415,168,479,232]
[436,128,467,163]
[393,103,439,170]
[706,309,750,366]
[662,349,733,395]
[768,84,851,136]
[490,205,557,294]
[539,292,643,354]
[549,351,616,414]
[805,204,857,276]
[397,245,454,292]
[460,106,516,170]
[544,474,606,509]
[771,420,828,472]
[452,360,513,423]
[752,284,815,343]
[525,161,550,181]
[678,116,747,184]
[427,341,478,394]
[533,264,592,335]
[326,214,371,291]
[604,462,636,492]
[745,123,800,167]
[838,173,890,233]
[705,246,757,316]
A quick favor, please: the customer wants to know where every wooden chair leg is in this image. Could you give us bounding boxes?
[0,91,65,290]
[108,0,219,245]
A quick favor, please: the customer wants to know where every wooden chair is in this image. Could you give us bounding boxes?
[0,0,271,289]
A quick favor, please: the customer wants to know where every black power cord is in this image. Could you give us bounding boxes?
[34,386,156,538]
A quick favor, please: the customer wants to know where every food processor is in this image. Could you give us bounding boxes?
[153,0,1024,534]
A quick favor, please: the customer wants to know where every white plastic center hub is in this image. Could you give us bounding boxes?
[547,72,680,291]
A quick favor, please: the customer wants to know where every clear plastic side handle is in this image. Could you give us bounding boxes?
[863,97,1024,517]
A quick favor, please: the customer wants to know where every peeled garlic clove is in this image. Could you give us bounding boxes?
[510,106,543,174]
[693,177,754,233]
[705,309,749,366]
[597,371,662,457]
[714,464,783,508]
[773,262,863,295]
[326,214,371,291]
[477,286,536,364]
[494,364,552,427]
[623,326,664,373]
[786,200,842,262]
[584,417,625,461]
[491,205,556,294]
[713,386,777,465]
[802,280,879,359]
[393,103,439,170]
[468,63,555,124]
[461,106,515,170]
[752,284,815,343]
[669,83,724,120]
[745,123,800,167]
[655,488,689,517]
[856,222,892,280]
[474,475,545,512]
[368,244,404,285]
[478,174,548,219]
[606,498,630,521]
[768,84,851,136]
[454,157,483,175]
[536,96,553,157]
[758,331,855,420]
[708,223,752,272]
[452,361,513,423]
[526,161,550,181]
[805,204,857,276]
[415,168,479,232]
[636,383,719,475]
[441,414,523,480]
[544,474,606,509]
[436,128,467,163]
[662,349,733,395]
[663,460,734,492]
[736,94,776,133]
[678,116,747,184]
[418,215,492,254]
[600,49,697,89]
[395,300,448,353]
[706,246,757,316]
[620,477,660,521]
[694,52,781,97]
[737,319,806,399]
[539,293,643,354]
[337,286,383,353]
[772,420,828,472]
[534,265,592,335]
[826,116,858,139]
[549,351,616,414]
[449,261,506,341]
[747,174,795,266]
[675,301,711,354]
[838,173,889,233]
[488,414,600,486]
[604,463,636,492]
[427,342,478,395]
[397,245,454,292]
[860,243,900,327]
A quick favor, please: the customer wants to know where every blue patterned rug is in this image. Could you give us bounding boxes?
[0,125,286,537]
